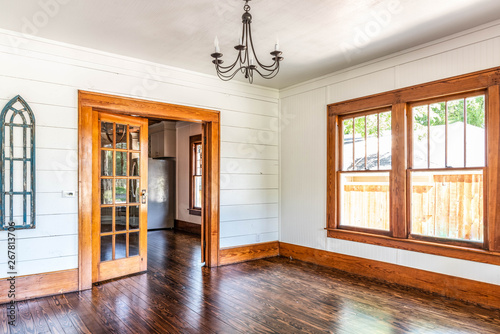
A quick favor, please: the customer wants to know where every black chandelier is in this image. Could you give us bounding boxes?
[210,0,283,84]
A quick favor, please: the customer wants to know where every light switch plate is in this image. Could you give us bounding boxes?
[62,191,76,198]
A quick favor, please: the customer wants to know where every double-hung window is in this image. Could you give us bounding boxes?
[327,67,500,261]
[189,134,202,216]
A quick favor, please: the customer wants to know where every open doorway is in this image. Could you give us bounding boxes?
[148,120,204,236]
[78,91,220,290]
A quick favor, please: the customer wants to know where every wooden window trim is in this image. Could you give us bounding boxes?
[327,66,500,264]
[189,134,202,216]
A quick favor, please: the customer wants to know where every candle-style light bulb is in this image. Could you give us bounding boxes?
[249,57,254,66]
[214,36,220,53]
[275,38,280,51]
[239,37,243,46]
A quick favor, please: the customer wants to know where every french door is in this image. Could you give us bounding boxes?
[92,112,148,283]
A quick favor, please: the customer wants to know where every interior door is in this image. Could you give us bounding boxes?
[92,112,149,283]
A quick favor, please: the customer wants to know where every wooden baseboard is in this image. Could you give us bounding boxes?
[219,241,279,266]
[174,219,201,235]
[0,269,79,304]
[279,242,500,310]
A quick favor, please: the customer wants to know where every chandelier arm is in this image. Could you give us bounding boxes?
[213,56,241,72]
[258,62,281,78]
[247,23,280,70]
[216,71,240,81]
[253,65,280,79]
[215,64,239,74]
[215,64,249,80]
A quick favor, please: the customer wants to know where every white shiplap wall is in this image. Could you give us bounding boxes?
[0,28,279,278]
[280,20,500,286]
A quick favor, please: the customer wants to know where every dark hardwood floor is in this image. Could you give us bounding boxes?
[3,230,500,333]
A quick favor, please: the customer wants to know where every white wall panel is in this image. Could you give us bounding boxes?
[396,37,500,89]
[220,218,279,238]
[37,194,78,215]
[220,158,278,175]
[280,88,327,250]
[0,235,78,264]
[221,126,279,146]
[280,21,500,285]
[0,214,77,242]
[220,189,278,206]
[220,204,278,222]
[36,126,77,150]
[327,68,396,104]
[221,110,277,131]
[220,231,279,249]
[326,238,399,264]
[37,171,78,193]
[221,142,278,160]
[0,256,78,278]
[36,148,77,171]
[0,99,77,129]
[220,174,278,190]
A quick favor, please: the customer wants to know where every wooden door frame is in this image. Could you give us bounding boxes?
[78,91,220,290]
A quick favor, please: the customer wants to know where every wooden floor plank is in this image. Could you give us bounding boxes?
[26,299,51,334]
[1,230,499,334]
[0,303,11,334]
[16,301,39,334]
[31,298,66,334]
[91,282,161,334]
[44,296,80,334]
[63,292,117,334]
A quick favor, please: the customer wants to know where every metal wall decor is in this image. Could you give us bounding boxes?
[210,0,284,83]
[0,95,36,230]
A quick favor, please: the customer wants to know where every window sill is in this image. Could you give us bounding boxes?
[189,209,202,216]
[326,228,500,266]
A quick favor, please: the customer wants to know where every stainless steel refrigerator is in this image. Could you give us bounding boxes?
[147,158,175,229]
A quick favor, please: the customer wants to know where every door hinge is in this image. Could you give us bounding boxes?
[204,136,207,145]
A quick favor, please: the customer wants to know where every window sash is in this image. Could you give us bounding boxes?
[408,92,486,171]
[189,135,202,214]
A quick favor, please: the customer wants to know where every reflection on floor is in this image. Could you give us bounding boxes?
[4,230,500,333]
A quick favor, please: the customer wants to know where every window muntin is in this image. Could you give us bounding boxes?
[339,110,391,232]
[409,94,485,243]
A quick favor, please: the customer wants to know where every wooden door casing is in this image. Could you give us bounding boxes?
[78,91,220,291]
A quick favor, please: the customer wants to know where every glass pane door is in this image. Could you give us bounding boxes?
[93,113,148,283]
[100,121,142,262]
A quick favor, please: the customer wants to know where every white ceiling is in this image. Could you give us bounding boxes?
[1,0,500,89]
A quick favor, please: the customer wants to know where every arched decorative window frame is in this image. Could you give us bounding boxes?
[0,95,36,230]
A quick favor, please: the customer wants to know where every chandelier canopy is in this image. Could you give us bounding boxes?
[210,0,283,84]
